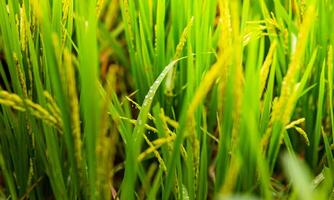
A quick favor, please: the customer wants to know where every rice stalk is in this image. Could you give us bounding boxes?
[219,154,241,194]
[259,40,277,96]
[261,4,316,152]
[327,45,333,141]
[62,49,87,196]
[188,0,233,117]
[96,68,118,199]
[165,17,194,96]
[229,0,244,154]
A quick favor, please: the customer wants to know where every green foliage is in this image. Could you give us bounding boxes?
[0,0,333,199]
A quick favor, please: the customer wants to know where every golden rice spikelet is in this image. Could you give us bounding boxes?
[123,0,135,50]
[294,126,310,146]
[63,49,85,186]
[173,17,194,60]
[230,0,244,145]
[61,0,72,48]
[96,68,117,199]
[285,118,305,129]
[220,154,241,194]
[143,135,167,172]
[259,40,277,96]
[261,5,316,150]
[44,92,62,118]
[0,98,24,111]
[96,0,105,18]
[185,2,241,196]
[216,0,233,77]
[105,0,119,29]
[13,53,28,98]
[187,0,235,118]
[43,91,63,128]
[165,17,194,96]
[285,118,309,145]
[0,90,62,132]
[19,5,27,52]
[120,116,158,133]
[275,5,315,122]
[300,0,307,21]
[25,99,58,126]
[62,0,70,22]
[221,6,244,192]
[0,90,23,104]
[30,0,42,21]
[52,34,62,67]
[137,135,175,162]
[64,50,81,142]
[219,0,233,47]
[159,109,188,160]
[218,0,233,102]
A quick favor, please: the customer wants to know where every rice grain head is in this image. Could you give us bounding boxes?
[261,5,316,150]
[63,49,85,190]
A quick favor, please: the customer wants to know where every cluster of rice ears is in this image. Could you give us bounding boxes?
[0,0,333,199]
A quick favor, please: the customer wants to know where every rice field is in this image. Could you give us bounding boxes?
[0,0,333,199]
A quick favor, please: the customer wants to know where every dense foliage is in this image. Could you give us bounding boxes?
[0,0,333,199]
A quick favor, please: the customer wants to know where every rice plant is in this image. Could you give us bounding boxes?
[0,0,333,199]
